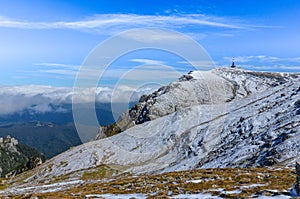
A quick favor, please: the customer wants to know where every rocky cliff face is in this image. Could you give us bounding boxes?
[17,67,300,185]
[0,135,44,178]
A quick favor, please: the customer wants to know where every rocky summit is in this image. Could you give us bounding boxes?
[0,135,44,178]
[1,67,300,198]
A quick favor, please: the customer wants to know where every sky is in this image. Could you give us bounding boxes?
[0,0,300,88]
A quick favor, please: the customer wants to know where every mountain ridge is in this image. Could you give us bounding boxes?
[3,67,300,191]
[97,67,295,138]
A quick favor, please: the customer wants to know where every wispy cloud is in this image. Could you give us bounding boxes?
[223,55,281,63]
[116,65,183,83]
[27,61,183,85]
[241,64,300,72]
[177,60,215,68]
[0,14,259,34]
[39,69,78,76]
[130,59,165,65]
[221,55,300,72]
[120,28,193,43]
[35,63,80,69]
[21,63,81,77]
[223,55,300,64]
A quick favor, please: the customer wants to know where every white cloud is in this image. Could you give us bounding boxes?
[242,65,300,72]
[0,61,182,115]
[0,14,249,34]
[39,69,78,76]
[120,28,192,42]
[177,60,215,69]
[0,84,157,115]
[223,55,281,63]
[228,56,300,64]
[35,63,80,69]
[117,65,183,82]
[30,61,184,82]
[130,59,165,65]
[220,56,300,72]
[0,85,71,115]
[19,63,81,78]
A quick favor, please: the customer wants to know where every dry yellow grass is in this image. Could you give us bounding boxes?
[1,166,297,198]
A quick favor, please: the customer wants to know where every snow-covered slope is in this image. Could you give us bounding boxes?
[20,67,300,183]
[97,67,291,138]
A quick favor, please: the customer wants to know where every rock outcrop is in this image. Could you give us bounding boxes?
[0,135,44,178]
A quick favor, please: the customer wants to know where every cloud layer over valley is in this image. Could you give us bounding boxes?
[0,84,155,116]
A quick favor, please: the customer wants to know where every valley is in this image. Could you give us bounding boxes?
[1,67,300,198]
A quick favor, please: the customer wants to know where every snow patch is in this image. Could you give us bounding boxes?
[186,179,202,183]
[172,193,222,199]
[85,193,147,199]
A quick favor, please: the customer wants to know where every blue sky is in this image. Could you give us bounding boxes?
[0,0,300,87]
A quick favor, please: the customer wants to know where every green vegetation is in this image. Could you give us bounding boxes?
[0,137,44,178]
[0,122,82,158]
[81,164,122,180]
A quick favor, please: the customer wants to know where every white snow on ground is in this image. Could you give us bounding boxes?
[21,68,300,181]
[0,180,84,195]
[186,179,203,183]
[85,193,294,199]
[255,196,291,199]
[173,194,292,199]
[86,193,224,199]
[223,189,242,194]
[85,193,147,199]
[3,68,300,196]
[171,193,222,199]
[240,184,267,189]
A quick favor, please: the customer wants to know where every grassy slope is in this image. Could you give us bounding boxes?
[2,166,296,198]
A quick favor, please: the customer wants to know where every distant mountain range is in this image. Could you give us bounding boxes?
[0,103,121,125]
[2,67,300,197]
[0,102,134,158]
